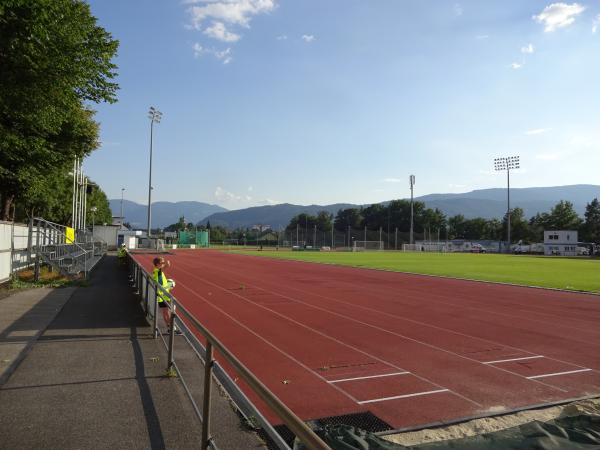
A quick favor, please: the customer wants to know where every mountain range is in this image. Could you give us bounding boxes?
[108,200,227,229]
[110,184,600,230]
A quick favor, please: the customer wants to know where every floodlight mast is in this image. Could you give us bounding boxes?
[409,175,416,245]
[494,156,520,253]
[147,107,162,238]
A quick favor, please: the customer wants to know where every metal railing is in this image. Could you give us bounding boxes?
[127,253,331,450]
[32,218,107,277]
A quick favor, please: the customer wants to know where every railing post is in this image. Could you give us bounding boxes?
[144,277,150,314]
[167,306,176,370]
[201,342,214,449]
[34,221,40,282]
[153,283,159,339]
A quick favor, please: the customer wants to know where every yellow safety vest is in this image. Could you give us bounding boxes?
[152,267,170,303]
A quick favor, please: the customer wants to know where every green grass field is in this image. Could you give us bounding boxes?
[234,250,600,293]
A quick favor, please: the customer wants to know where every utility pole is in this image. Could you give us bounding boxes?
[147,107,163,238]
[120,188,126,227]
[409,175,416,245]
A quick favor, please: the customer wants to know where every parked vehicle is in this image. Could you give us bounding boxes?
[470,243,486,253]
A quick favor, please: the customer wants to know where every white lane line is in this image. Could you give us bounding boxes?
[358,389,449,405]
[527,368,592,379]
[329,371,410,384]
[483,355,544,365]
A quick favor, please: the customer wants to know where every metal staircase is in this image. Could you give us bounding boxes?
[33,218,107,278]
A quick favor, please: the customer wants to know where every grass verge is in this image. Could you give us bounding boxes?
[232,250,600,293]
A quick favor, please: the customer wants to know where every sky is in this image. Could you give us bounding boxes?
[85,0,600,210]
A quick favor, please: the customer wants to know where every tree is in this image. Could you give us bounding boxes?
[582,198,600,242]
[448,215,466,239]
[334,208,363,231]
[545,200,582,230]
[0,0,119,219]
[502,207,530,242]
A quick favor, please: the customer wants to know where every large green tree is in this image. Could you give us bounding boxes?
[544,200,582,230]
[582,198,600,242]
[0,0,118,219]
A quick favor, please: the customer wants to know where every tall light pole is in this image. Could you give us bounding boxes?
[120,187,125,227]
[147,107,162,237]
[90,206,97,235]
[494,156,520,253]
[409,175,416,245]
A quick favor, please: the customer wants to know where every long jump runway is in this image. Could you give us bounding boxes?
[133,250,600,431]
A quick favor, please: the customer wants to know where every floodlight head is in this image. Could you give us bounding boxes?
[409,174,416,186]
[494,155,520,171]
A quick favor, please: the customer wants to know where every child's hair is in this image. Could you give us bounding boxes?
[153,257,164,266]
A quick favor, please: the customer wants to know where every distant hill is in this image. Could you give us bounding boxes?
[200,203,357,229]
[200,185,600,229]
[109,200,227,229]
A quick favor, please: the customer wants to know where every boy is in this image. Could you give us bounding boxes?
[152,257,177,333]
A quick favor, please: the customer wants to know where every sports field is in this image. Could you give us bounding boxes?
[132,249,600,433]
[236,250,600,293]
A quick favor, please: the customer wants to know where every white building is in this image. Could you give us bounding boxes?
[544,230,578,256]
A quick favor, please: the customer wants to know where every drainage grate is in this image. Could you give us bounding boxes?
[259,411,393,449]
[314,411,393,433]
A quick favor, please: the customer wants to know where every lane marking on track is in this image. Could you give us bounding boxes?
[358,389,449,405]
[328,372,410,384]
[483,356,544,365]
[527,368,593,380]
[175,259,571,394]
[172,262,476,406]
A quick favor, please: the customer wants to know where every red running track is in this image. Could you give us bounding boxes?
[133,250,600,430]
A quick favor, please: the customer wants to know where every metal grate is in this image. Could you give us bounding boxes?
[260,411,393,449]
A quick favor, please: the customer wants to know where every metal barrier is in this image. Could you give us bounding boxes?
[32,218,107,278]
[127,253,331,450]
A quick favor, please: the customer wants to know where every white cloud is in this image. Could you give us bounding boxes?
[214,47,233,64]
[593,14,600,33]
[215,186,242,202]
[533,3,585,32]
[383,178,403,183]
[248,186,253,192]
[193,42,204,58]
[276,34,288,40]
[521,43,535,54]
[204,21,240,42]
[193,43,233,64]
[525,128,552,135]
[475,35,489,40]
[301,34,315,43]
[511,62,523,69]
[188,0,277,29]
[454,3,463,16]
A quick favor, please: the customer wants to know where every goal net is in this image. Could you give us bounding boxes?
[223,238,240,246]
[403,242,448,252]
[353,241,384,252]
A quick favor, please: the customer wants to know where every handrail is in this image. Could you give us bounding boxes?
[128,252,331,450]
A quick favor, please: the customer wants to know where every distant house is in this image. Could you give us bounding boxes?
[252,224,271,232]
[544,230,578,256]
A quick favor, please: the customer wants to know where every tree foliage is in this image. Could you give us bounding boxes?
[0,0,119,220]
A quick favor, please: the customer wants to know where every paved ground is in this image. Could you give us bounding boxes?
[0,255,265,450]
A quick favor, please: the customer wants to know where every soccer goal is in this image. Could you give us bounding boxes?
[403,242,448,252]
[353,240,384,252]
[223,238,240,246]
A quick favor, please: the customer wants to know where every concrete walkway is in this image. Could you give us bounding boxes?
[0,255,266,450]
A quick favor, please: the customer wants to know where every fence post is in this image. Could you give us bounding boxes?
[201,342,214,449]
[34,221,40,282]
[167,307,176,370]
[27,218,33,267]
[145,277,150,314]
[153,284,159,339]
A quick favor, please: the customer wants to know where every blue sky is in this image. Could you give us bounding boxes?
[85,1,600,209]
